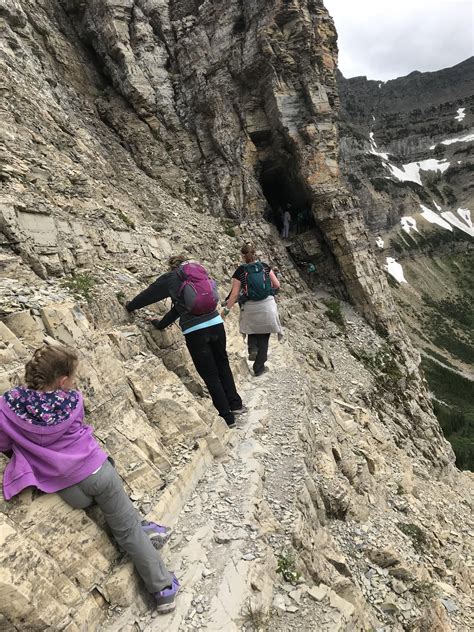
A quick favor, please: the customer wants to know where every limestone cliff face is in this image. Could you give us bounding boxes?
[5,0,404,331]
[1,2,472,630]
[59,0,341,214]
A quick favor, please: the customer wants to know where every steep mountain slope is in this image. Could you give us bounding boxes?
[338,58,474,468]
[338,58,473,226]
[0,1,472,630]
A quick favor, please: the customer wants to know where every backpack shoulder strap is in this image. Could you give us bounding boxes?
[175,264,185,279]
[175,267,189,300]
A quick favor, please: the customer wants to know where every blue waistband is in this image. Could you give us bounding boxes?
[182,314,223,335]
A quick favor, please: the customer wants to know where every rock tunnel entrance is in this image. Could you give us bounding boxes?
[259,159,315,236]
[257,156,345,295]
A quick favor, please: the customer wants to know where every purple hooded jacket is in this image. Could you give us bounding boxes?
[0,388,108,500]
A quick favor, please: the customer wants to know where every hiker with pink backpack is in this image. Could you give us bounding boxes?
[126,254,245,428]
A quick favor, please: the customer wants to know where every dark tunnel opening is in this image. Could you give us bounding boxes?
[256,155,346,297]
[259,160,316,236]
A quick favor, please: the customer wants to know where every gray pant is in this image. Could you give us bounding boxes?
[58,460,172,593]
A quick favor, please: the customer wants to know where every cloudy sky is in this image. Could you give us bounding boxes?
[324,0,474,81]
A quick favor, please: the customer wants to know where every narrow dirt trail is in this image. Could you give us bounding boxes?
[104,338,345,632]
[150,340,300,631]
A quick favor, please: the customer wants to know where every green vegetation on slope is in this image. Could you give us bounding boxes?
[62,272,96,302]
[422,358,474,470]
[322,298,346,330]
[389,245,473,470]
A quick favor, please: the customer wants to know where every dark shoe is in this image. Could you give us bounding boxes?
[248,349,258,361]
[231,405,248,415]
[154,574,180,614]
[222,412,236,428]
[141,520,172,550]
[254,366,269,377]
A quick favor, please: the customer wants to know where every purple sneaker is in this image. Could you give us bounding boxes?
[154,574,180,614]
[141,520,172,550]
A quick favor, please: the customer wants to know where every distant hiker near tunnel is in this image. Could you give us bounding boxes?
[126,254,245,428]
[282,205,292,239]
[222,243,283,376]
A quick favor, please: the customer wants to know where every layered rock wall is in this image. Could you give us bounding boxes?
[52,0,409,330]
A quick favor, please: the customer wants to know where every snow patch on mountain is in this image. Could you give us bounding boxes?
[455,108,466,122]
[430,132,474,149]
[384,257,407,284]
[419,205,453,230]
[369,132,389,161]
[441,211,474,237]
[388,159,450,186]
[368,135,451,184]
[457,208,472,229]
[418,205,473,236]
[401,217,418,234]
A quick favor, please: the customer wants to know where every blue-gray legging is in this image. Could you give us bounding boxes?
[58,459,173,593]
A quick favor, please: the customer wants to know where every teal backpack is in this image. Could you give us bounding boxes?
[242,261,272,302]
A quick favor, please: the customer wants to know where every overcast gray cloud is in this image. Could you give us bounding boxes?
[324,0,474,81]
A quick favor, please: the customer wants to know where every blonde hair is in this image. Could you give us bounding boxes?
[241,243,256,264]
[24,345,78,390]
[168,253,188,270]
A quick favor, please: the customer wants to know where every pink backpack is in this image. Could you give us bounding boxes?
[177,261,219,315]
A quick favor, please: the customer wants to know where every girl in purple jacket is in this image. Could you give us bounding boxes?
[0,344,179,614]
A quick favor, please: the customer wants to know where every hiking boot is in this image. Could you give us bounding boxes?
[254,366,269,377]
[222,412,236,428]
[141,520,172,549]
[231,405,248,415]
[248,349,258,361]
[154,574,180,614]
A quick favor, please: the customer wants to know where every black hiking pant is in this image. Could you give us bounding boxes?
[248,333,270,375]
[185,324,242,424]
